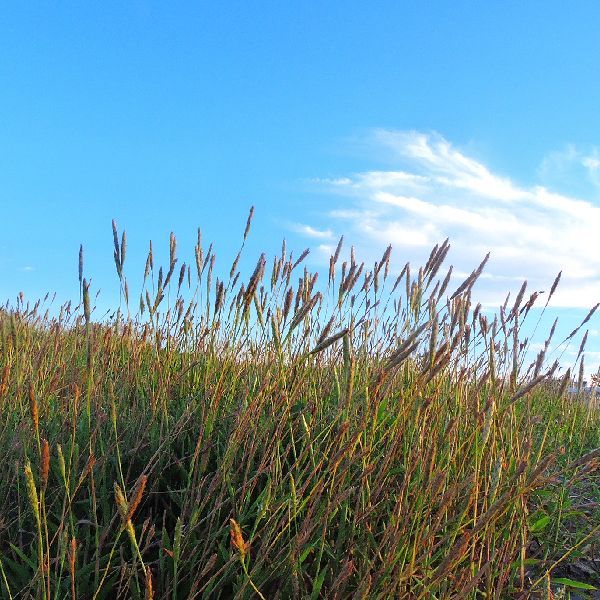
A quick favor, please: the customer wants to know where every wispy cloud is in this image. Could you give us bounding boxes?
[538,143,600,198]
[305,129,600,309]
[290,223,334,240]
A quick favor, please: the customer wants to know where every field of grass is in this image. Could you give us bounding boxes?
[0,212,598,599]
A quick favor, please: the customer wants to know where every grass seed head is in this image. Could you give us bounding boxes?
[68,536,77,574]
[244,206,255,240]
[230,518,249,558]
[145,568,154,600]
[114,482,128,521]
[40,438,50,490]
[78,244,83,288]
[126,475,148,521]
[24,460,40,527]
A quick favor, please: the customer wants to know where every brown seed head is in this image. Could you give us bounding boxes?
[41,438,50,490]
[292,248,310,271]
[145,568,154,600]
[120,230,127,268]
[333,235,344,265]
[112,219,119,256]
[78,244,84,287]
[168,231,175,263]
[547,270,562,305]
[230,518,250,558]
[69,536,77,574]
[283,287,294,320]
[126,475,148,521]
[244,206,255,240]
[82,279,91,324]
[178,263,186,291]
[230,250,242,280]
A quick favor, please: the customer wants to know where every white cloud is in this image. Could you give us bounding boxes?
[311,130,600,309]
[538,144,600,196]
[582,156,600,171]
[316,244,334,257]
[291,223,334,240]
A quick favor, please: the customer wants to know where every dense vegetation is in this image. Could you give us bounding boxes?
[0,211,598,599]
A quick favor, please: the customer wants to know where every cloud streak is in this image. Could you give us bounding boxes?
[303,130,600,309]
[290,223,334,240]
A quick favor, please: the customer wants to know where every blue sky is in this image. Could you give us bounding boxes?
[2,2,600,374]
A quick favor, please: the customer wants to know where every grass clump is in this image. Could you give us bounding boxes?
[0,210,598,599]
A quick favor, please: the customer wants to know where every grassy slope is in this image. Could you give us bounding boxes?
[0,223,598,599]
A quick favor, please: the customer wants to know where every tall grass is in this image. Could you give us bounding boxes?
[0,210,598,599]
